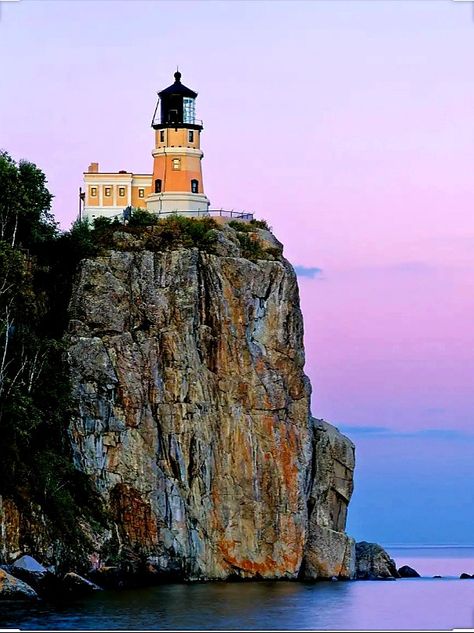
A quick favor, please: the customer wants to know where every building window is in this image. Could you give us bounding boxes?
[154,179,162,194]
[104,187,111,197]
[160,130,165,143]
[139,188,145,198]
[188,130,194,143]
[90,187,97,197]
[191,179,199,193]
[118,187,125,197]
[172,158,181,170]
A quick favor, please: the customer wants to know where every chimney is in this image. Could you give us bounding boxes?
[88,162,99,173]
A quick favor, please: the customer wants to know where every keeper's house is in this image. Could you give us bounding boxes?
[82,164,152,222]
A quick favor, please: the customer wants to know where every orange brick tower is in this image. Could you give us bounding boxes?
[146,71,210,215]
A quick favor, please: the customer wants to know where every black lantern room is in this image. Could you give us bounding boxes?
[152,71,202,130]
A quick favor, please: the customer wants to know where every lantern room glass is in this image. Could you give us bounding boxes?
[183,98,195,124]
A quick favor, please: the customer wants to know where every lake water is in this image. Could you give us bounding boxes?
[2,546,474,631]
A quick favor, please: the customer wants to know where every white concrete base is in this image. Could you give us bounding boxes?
[146,192,210,216]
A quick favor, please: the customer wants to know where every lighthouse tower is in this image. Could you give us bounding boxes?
[146,71,210,215]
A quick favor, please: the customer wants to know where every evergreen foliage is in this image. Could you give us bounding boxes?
[0,152,105,566]
[0,151,56,248]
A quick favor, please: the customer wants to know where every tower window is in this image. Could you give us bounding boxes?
[104,187,111,197]
[154,179,162,194]
[188,131,194,143]
[172,158,181,171]
[118,187,125,197]
[90,187,97,197]
[191,179,199,193]
[160,130,165,143]
[139,188,145,198]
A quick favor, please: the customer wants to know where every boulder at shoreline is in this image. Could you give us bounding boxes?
[63,572,102,595]
[355,542,400,580]
[0,569,38,601]
[398,565,420,578]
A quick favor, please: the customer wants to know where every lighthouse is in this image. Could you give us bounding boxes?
[146,71,210,215]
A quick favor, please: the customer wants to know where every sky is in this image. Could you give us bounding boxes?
[1,0,474,545]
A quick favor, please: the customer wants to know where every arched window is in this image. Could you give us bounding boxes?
[191,179,199,193]
[154,179,162,193]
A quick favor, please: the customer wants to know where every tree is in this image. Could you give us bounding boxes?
[0,151,56,248]
[0,151,106,564]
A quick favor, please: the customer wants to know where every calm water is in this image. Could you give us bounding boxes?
[2,547,474,631]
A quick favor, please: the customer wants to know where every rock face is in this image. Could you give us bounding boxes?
[64,227,355,580]
[0,497,21,563]
[355,542,399,579]
[303,419,355,579]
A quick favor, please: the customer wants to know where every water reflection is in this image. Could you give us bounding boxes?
[2,569,474,630]
[1,581,355,631]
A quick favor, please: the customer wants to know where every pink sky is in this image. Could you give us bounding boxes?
[1,0,473,543]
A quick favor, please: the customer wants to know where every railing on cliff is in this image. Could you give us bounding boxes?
[85,208,254,224]
[154,209,254,220]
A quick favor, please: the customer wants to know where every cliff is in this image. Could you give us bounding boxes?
[0,220,355,580]
[65,222,355,580]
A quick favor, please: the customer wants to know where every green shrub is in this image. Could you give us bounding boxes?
[128,208,158,227]
[228,218,271,232]
[235,233,267,261]
[93,216,114,230]
[249,218,271,231]
[228,219,252,232]
[142,215,220,251]
[265,246,282,260]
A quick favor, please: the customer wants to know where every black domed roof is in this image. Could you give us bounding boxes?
[158,71,197,99]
